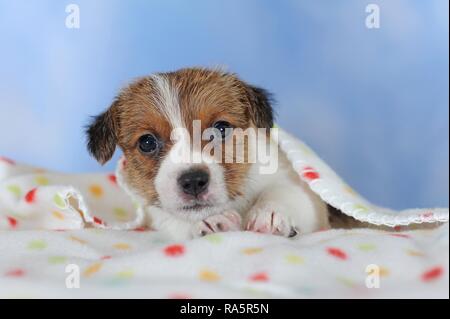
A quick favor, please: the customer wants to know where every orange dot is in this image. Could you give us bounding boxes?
[199,269,221,282]
[89,185,103,198]
[379,266,390,277]
[83,262,102,277]
[113,243,131,250]
[69,235,87,245]
[241,247,263,255]
[52,211,65,220]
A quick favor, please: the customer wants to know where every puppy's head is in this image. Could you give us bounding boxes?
[86,68,274,221]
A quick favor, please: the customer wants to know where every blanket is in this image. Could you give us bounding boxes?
[0,128,448,298]
[0,226,448,298]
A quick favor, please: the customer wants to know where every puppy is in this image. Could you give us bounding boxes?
[86,68,330,239]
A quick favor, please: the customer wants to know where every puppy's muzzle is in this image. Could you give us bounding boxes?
[177,169,210,198]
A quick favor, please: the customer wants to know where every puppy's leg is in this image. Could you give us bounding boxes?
[245,181,329,237]
[148,206,242,240]
[147,206,196,240]
[192,210,242,237]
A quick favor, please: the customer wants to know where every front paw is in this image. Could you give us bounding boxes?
[245,204,298,237]
[194,210,242,237]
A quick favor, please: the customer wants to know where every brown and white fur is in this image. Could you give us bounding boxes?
[86,68,330,240]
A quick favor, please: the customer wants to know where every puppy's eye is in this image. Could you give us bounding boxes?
[213,121,233,140]
[138,134,159,154]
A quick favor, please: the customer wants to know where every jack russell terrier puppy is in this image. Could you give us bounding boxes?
[86,68,330,240]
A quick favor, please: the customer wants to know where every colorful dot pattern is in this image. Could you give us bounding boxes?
[0,151,448,298]
[0,226,447,298]
[0,156,137,231]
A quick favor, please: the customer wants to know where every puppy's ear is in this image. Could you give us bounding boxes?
[86,101,119,165]
[245,85,274,129]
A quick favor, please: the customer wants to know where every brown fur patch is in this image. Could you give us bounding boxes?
[86,67,274,206]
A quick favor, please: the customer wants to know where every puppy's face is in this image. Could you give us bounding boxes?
[86,68,273,221]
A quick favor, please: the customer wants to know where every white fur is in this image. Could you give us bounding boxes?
[147,133,329,240]
[121,78,330,240]
[149,74,183,129]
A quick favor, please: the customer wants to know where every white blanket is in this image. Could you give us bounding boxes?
[0,226,448,298]
[0,128,448,298]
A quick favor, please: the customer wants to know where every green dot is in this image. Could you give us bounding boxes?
[27,240,47,250]
[53,194,66,208]
[48,256,67,264]
[354,204,368,211]
[6,185,22,198]
[132,201,140,209]
[336,276,356,288]
[204,233,223,244]
[358,243,376,251]
[116,270,134,279]
[285,254,304,264]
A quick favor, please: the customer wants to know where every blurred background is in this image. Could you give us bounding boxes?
[0,0,448,210]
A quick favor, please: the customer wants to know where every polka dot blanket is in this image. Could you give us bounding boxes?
[0,128,448,298]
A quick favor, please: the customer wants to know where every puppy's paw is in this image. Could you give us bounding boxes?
[194,210,242,237]
[245,204,299,237]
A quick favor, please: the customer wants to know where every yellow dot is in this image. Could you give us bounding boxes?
[89,184,103,198]
[35,176,49,186]
[52,211,65,220]
[69,235,87,245]
[241,247,263,255]
[344,185,356,195]
[113,243,131,250]
[113,208,128,221]
[199,269,221,282]
[298,143,312,155]
[406,249,424,257]
[285,254,304,264]
[84,262,102,277]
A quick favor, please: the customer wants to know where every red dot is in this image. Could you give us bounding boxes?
[0,156,15,165]
[421,266,444,282]
[24,188,37,203]
[108,174,117,185]
[302,167,320,180]
[390,233,410,239]
[327,247,348,260]
[100,255,112,260]
[133,226,148,232]
[249,272,269,282]
[93,216,105,225]
[7,216,18,229]
[164,244,185,257]
[168,293,191,299]
[5,268,25,277]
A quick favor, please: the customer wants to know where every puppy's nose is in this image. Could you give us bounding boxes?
[177,169,210,197]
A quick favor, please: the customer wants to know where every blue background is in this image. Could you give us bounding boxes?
[0,0,448,210]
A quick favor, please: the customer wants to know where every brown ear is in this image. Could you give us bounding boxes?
[246,85,275,129]
[85,101,119,165]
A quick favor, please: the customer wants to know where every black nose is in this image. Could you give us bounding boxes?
[177,169,210,197]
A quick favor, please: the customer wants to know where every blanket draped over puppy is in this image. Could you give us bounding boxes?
[1,128,448,298]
